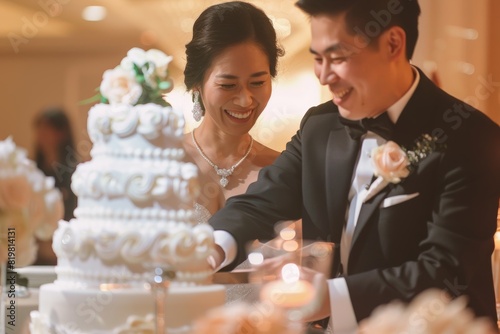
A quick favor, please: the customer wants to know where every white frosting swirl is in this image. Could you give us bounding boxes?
[109,104,139,137]
[126,173,156,202]
[87,104,185,145]
[136,104,166,140]
[52,218,213,282]
[72,161,200,204]
[87,104,112,142]
[163,107,185,138]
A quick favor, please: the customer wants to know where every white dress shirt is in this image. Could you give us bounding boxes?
[215,68,420,333]
[328,68,420,333]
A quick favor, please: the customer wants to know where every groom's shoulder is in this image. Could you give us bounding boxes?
[300,100,339,127]
[432,87,499,139]
[309,100,338,115]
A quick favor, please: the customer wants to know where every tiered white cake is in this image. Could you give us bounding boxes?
[31,48,225,334]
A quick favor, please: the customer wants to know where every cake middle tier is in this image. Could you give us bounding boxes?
[72,157,200,210]
[53,218,214,286]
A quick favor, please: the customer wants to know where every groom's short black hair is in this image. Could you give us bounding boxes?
[295,0,421,60]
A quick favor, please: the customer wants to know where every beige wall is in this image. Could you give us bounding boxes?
[487,0,500,125]
[414,0,499,124]
[1,51,130,160]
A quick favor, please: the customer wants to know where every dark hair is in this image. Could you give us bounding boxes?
[184,1,284,91]
[34,107,77,221]
[34,107,76,171]
[295,0,421,60]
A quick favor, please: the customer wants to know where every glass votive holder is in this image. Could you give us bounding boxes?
[246,240,335,323]
[492,230,500,326]
[149,267,176,334]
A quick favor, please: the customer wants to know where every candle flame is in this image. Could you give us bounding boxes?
[281,263,300,283]
[279,227,296,241]
[283,240,299,252]
[248,252,264,265]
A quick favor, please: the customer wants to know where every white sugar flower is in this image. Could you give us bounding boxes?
[146,49,173,78]
[0,174,33,210]
[0,136,27,169]
[100,67,143,105]
[0,137,63,267]
[89,47,173,107]
[122,47,148,69]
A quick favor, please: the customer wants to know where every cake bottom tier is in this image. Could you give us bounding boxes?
[31,283,226,333]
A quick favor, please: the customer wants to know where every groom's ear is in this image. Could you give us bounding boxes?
[385,26,406,60]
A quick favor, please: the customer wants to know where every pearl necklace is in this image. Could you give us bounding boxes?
[191,129,253,188]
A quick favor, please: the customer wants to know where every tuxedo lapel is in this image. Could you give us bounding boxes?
[350,184,391,252]
[325,127,360,243]
[349,68,439,254]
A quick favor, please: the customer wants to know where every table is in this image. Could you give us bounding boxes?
[10,267,326,334]
[4,288,37,334]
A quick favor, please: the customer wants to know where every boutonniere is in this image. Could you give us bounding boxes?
[364,134,443,203]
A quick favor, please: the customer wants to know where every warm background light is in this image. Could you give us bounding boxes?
[248,252,264,266]
[82,6,107,22]
[0,0,498,160]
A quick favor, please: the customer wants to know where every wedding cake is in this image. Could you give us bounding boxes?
[31,48,225,334]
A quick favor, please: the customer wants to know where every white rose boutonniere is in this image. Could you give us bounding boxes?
[364,134,443,203]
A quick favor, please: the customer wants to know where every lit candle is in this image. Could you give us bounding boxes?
[492,231,500,309]
[260,263,315,308]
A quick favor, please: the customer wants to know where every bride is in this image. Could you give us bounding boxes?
[183,1,284,220]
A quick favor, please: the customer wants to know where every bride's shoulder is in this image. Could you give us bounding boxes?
[251,141,280,167]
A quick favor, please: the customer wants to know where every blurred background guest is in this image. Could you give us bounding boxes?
[33,107,77,265]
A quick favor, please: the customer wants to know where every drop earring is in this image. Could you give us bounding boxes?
[192,91,203,122]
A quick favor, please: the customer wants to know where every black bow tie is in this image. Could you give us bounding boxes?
[339,112,394,140]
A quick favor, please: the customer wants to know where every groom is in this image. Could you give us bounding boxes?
[209,0,500,331]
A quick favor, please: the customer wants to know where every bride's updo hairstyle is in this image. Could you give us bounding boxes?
[184,1,284,92]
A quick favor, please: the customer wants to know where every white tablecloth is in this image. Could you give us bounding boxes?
[4,288,38,334]
[4,266,56,334]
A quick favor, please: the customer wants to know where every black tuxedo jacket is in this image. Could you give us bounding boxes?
[210,69,500,324]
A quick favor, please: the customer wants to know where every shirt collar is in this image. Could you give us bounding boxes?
[386,66,420,124]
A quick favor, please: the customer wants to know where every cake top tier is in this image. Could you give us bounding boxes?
[97,47,174,107]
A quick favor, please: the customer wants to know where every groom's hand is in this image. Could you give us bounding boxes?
[300,267,331,322]
[208,244,225,271]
